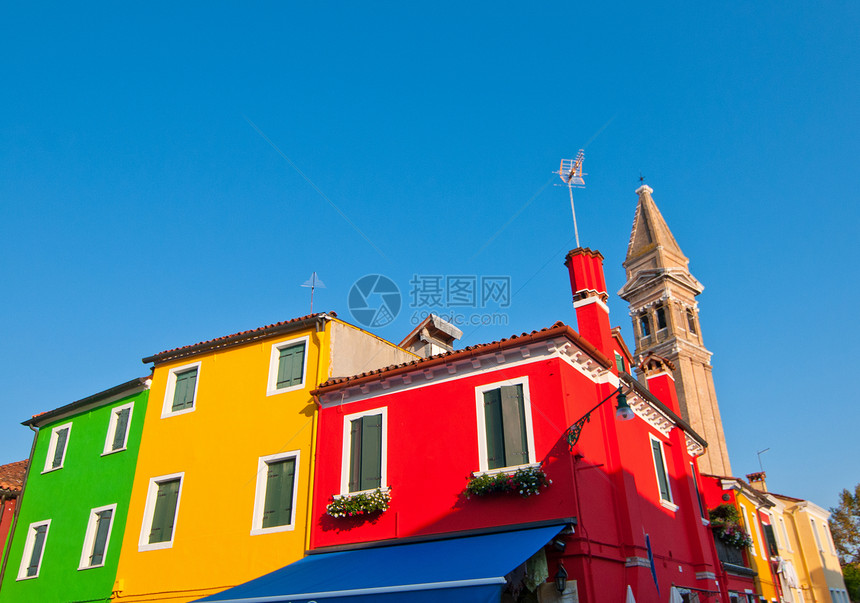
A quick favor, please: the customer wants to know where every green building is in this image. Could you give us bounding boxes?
[0,377,150,602]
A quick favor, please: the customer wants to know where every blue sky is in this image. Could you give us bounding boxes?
[2,3,857,511]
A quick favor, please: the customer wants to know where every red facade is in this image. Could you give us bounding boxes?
[310,249,722,603]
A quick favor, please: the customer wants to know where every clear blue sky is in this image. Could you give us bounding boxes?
[2,3,857,511]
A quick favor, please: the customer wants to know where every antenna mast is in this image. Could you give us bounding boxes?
[555,150,586,247]
[301,272,326,313]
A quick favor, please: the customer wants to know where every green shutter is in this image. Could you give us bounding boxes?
[500,385,529,467]
[615,353,625,373]
[149,479,180,544]
[27,525,48,577]
[483,389,505,470]
[651,440,671,501]
[359,415,382,491]
[112,408,131,451]
[348,419,362,492]
[262,458,296,528]
[52,427,69,469]
[90,509,113,565]
[172,369,197,411]
[276,343,306,389]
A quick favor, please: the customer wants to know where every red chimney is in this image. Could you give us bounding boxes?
[564,248,614,357]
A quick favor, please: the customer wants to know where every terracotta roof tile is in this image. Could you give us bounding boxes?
[0,460,28,492]
[314,321,611,394]
[142,312,337,365]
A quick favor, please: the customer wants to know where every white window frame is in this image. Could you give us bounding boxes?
[340,407,388,496]
[43,423,73,473]
[649,434,677,511]
[810,517,824,552]
[741,506,756,556]
[266,336,310,396]
[822,521,837,555]
[779,516,792,552]
[161,362,201,418]
[78,503,117,570]
[103,403,134,455]
[474,377,536,473]
[753,510,766,558]
[138,472,184,551]
[17,520,51,580]
[251,450,301,535]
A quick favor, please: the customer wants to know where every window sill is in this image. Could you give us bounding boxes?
[473,462,540,478]
[41,466,63,474]
[160,406,195,419]
[250,523,296,536]
[101,447,127,457]
[139,540,174,552]
[660,499,679,512]
[77,563,105,571]
[702,518,711,526]
[266,382,307,397]
[336,486,390,499]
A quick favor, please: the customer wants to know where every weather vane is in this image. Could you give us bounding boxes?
[555,150,586,247]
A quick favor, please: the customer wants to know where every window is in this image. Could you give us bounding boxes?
[691,463,706,520]
[139,473,183,551]
[103,403,134,454]
[686,309,698,335]
[779,516,792,552]
[17,520,50,580]
[252,451,300,534]
[267,337,309,396]
[341,409,386,494]
[656,305,667,330]
[741,507,756,556]
[615,352,626,373]
[476,379,535,472]
[649,436,675,508]
[763,523,778,556]
[43,423,72,472]
[810,518,824,552]
[639,313,652,338]
[79,504,116,569]
[161,363,200,418]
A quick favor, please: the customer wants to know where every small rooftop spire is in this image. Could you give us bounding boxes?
[624,185,686,268]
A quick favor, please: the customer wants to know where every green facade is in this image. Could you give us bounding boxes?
[0,380,149,603]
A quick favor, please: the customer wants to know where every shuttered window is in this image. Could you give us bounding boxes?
[483,385,529,470]
[651,438,672,502]
[348,414,383,492]
[615,352,625,373]
[25,524,49,577]
[51,427,69,469]
[111,407,131,451]
[276,343,306,389]
[89,509,113,566]
[171,368,198,411]
[149,479,181,544]
[262,458,296,528]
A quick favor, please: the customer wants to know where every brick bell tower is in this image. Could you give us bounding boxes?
[618,185,731,475]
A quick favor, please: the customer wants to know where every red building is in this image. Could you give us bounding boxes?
[0,459,27,569]
[200,249,722,603]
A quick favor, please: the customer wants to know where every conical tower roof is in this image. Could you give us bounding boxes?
[624,185,687,270]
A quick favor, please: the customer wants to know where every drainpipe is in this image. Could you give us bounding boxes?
[304,314,330,553]
[0,424,39,590]
[786,506,815,603]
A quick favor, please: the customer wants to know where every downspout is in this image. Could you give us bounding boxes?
[304,315,329,553]
[0,424,39,589]
[786,506,816,603]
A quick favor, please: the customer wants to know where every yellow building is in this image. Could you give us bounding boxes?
[746,473,850,603]
[112,313,415,602]
[718,476,781,602]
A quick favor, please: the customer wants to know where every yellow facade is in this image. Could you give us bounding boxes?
[112,314,414,602]
[773,496,848,603]
[735,490,780,601]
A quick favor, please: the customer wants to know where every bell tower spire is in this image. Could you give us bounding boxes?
[618,185,732,475]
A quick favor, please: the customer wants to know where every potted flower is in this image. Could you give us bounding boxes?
[708,504,754,548]
[326,488,391,518]
[466,465,551,499]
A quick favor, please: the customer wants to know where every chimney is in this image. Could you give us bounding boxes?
[564,248,614,356]
[746,472,768,493]
[398,314,463,358]
[639,353,681,415]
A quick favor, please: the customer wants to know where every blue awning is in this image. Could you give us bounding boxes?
[197,524,565,603]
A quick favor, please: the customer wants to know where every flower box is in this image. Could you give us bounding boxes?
[326,488,391,518]
[466,465,551,499]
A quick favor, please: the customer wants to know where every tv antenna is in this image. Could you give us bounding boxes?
[555,150,586,247]
[301,272,326,313]
[756,447,770,472]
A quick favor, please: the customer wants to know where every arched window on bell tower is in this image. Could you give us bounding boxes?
[639,313,651,339]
